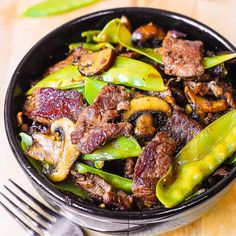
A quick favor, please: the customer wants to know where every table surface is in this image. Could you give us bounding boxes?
[1,0,236,235]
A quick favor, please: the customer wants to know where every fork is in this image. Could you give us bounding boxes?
[0,179,84,236]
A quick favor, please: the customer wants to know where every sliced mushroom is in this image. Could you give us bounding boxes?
[131,22,166,47]
[26,133,62,165]
[123,96,172,121]
[185,86,228,113]
[26,118,80,182]
[134,113,156,139]
[78,48,116,76]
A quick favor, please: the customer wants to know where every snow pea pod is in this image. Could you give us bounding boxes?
[102,56,167,91]
[84,78,107,104]
[94,19,163,63]
[75,163,132,193]
[156,110,236,208]
[22,0,100,17]
[69,42,114,52]
[19,132,88,199]
[82,136,142,161]
[26,65,84,95]
[81,30,101,42]
[203,53,236,69]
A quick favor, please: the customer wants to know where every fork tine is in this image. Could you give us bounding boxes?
[0,200,41,236]
[4,185,53,224]
[9,179,59,217]
[0,192,47,231]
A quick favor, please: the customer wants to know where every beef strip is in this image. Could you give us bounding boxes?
[44,48,87,75]
[161,109,202,145]
[162,32,204,77]
[71,171,133,210]
[124,157,136,179]
[132,131,177,206]
[24,88,84,124]
[71,85,132,154]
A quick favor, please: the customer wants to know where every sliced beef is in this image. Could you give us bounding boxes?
[162,32,204,77]
[71,85,132,154]
[132,131,177,206]
[162,109,202,145]
[44,48,86,75]
[71,171,133,210]
[124,157,136,179]
[24,88,84,124]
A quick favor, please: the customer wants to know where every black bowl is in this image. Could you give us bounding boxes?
[4,7,236,234]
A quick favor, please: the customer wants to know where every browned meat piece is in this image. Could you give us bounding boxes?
[45,48,87,75]
[162,32,204,77]
[213,167,229,177]
[24,88,84,124]
[204,112,222,125]
[162,109,202,144]
[71,171,133,210]
[132,131,176,206]
[71,85,132,153]
[124,157,136,179]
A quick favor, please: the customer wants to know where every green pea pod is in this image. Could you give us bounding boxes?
[84,78,107,104]
[102,57,167,91]
[93,18,163,64]
[26,65,84,95]
[81,30,101,42]
[117,23,163,64]
[156,110,236,208]
[19,132,88,199]
[228,155,236,165]
[82,136,142,161]
[22,0,101,17]
[94,19,120,44]
[69,42,114,52]
[55,178,89,199]
[75,163,132,193]
[203,53,236,69]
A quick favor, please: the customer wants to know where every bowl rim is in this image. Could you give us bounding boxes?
[4,7,236,220]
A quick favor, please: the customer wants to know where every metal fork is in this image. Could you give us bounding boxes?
[0,179,84,236]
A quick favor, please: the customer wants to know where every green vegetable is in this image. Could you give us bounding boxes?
[81,30,101,42]
[55,178,89,199]
[94,160,105,169]
[156,110,236,208]
[26,65,84,95]
[82,136,142,161]
[102,57,167,91]
[22,0,100,17]
[69,42,114,52]
[19,132,33,152]
[75,163,132,193]
[84,78,107,104]
[203,53,236,69]
[19,132,87,199]
[19,132,42,172]
[94,18,163,63]
[228,155,236,165]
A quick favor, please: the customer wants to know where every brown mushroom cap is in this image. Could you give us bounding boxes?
[131,22,166,47]
[78,48,116,76]
[134,113,156,139]
[185,86,228,113]
[123,96,172,121]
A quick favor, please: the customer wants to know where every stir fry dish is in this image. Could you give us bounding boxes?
[18,16,236,210]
